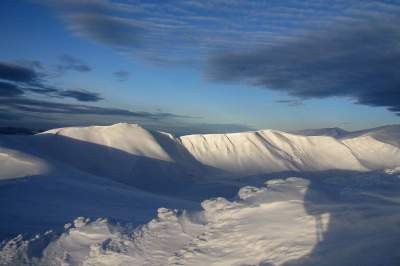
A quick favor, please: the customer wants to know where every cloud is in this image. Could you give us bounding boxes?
[37,0,132,14]
[0,59,198,129]
[57,54,92,73]
[57,89,103,102]
[33,0,400,117]
[0,96,193,120]
[113,70,129,81]
[26,85,59,95]
[276,99,304,107]
[0,62,39,83]
[0,61,102,102]
[40,0,343,62]
[0,81,25,97]
[64,13,145,49]
[208,15,400,115]
[0,112,22,121]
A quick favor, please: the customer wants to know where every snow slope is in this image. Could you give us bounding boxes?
[0,157,196,241]
[342,124,400,147]
[0,146,48,180]
[1,123,205,193]
[179,129,400,175]
[2,174,399,266]
[3,123,399,183]
[1,123,400,265]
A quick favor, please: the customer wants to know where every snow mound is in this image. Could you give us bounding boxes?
[0,147,48,180]
[21,123,201,192]
[41,123,174,162]
[2,175,399,266]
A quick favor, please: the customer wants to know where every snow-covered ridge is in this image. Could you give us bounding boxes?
[179,125,400,174]
[32,123,400,172]
[1,123,399,182]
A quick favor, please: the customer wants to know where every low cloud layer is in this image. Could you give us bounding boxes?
[209,16,400,115]
[0,61,197,129]
[0,97,189,120]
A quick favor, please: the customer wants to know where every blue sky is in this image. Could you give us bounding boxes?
[0,0,399,134]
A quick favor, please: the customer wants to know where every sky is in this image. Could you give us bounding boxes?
[0,0,399,135]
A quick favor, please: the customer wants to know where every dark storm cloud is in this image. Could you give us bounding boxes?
[57,89,103,102]
[113,70,129,81]
[0,62,39,83]
[57,54,92,73]
[208,18,400,115]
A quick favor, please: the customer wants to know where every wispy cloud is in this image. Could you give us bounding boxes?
[39,0,359,62]
[113,70,130,81]
[57,89,102,102]
[64,13,145,49]
[57,54,92,73]
[0,61,197,128]
[38,1,400,64]
[0,81,24,97]
[0,96,191,120]
[276,99,304,107]
[0,61,101,102]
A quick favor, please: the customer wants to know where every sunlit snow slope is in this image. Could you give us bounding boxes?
[180,126,400,174]
[3,123,399,182]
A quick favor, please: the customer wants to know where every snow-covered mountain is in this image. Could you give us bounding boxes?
[2,123,399,183]
[1,123,400,265]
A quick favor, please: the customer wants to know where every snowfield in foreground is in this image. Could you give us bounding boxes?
[1,123,400,265]
[2,175,400,266]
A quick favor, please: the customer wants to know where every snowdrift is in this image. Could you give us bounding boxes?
[2,174,399,266]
